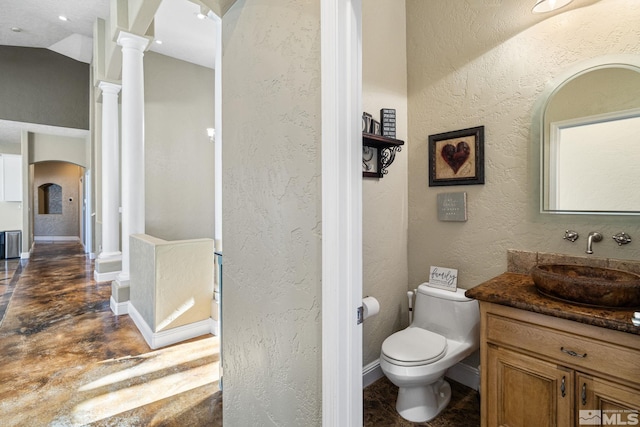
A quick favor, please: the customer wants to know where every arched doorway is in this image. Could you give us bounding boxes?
[32,161,86,245]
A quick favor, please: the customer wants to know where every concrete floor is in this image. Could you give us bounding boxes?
[0,241,222,427]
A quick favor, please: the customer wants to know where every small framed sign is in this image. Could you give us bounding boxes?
[428,266,458,292]
[437,192,467,222]
[380,108,396,138]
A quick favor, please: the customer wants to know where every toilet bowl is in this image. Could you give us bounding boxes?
[380,284,479,423]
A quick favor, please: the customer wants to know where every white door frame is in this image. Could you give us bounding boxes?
[321,0,363,425]
[83,169,93,257]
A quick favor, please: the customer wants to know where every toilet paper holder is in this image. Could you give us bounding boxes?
[357,296,380,324]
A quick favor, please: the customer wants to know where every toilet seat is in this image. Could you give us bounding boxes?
[381,328,447,367]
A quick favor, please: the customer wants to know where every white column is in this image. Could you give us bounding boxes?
[117,32,149,283]
[98,81,122,259]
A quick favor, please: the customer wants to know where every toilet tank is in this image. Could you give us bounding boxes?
[412,283,479,344]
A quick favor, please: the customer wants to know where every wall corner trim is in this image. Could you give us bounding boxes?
[363,359,384,388]
[110,296,129,315]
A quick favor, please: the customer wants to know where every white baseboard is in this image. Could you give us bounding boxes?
[210,317,219,336]
[110,296,129,315]
[21,242,34,259]
[128,302,215,349]
[363,359,384,388]
[446,361,480,391]
[95,270,120,283]
[34,236,80,241]
[362,359,480,391]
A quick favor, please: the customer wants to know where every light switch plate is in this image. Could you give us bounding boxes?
[437,192,467,222]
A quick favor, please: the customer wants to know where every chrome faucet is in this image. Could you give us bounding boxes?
[586,232,603,254]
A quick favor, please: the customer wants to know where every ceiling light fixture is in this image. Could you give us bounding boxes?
[532,0,573,13]
[155,40,163,45]
[10,27,21,32]
[196,12,207,20]
[58,15,69,21]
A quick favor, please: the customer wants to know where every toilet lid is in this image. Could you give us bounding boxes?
[381,328,447,366]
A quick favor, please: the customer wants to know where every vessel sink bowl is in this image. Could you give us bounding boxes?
[531,264,640,308]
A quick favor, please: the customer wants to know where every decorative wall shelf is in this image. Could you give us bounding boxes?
[362,133,404,178]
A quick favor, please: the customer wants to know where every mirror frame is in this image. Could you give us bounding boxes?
[533,54,640,216]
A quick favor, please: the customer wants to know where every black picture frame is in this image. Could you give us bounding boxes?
[428,126,484,187]
[362,145,380,178]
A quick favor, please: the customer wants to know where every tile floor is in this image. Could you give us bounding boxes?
[364,376,480,426]
[0,241,480,426]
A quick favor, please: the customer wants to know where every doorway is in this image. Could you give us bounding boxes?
[32,161,86,246]
[321,0,364,424]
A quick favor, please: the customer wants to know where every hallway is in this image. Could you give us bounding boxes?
[0,241,222,426]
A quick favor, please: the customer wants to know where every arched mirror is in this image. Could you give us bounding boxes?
[537,56,640,215]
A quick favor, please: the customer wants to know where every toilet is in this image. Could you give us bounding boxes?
[380,283,480,423]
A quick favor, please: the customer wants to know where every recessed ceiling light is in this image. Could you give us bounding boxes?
[58,15,69,22]
[155,40,163,45]
[10,27,21,32]
[196,12,207,20]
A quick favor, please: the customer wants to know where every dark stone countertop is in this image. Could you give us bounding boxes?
[465,272,640,336]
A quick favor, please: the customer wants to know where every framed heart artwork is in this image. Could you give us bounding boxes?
[428,126,485,186]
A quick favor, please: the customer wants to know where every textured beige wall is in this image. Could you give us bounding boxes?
[0,144,21,155]
[406,0,640,290]
[130,234,214,332]
[154,239,214,330]
[29,134,88,168]
[0,46,89,130]
[144,52,215,241]
[130,234,160,327]
[221,0,322,425]
[362,0,409,366]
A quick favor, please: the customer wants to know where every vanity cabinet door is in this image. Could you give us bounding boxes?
[576,373,640,425]
[487,345,573,427]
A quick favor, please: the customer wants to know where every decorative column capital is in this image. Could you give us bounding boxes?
[116,31,150,51]
[98,81,121,95]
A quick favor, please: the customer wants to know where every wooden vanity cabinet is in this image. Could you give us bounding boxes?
[479,302,640,427]
[487,346,573,427]
[577,374,640,421]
